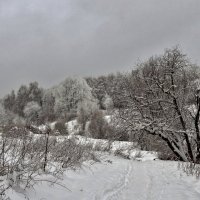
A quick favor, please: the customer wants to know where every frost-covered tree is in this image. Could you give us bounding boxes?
[54,77,96,118]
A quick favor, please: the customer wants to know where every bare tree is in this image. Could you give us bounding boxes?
[118,47,200,163]
[42,126,51,172]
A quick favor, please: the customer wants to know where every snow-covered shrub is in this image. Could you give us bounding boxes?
[50,138,96,169]
[114,149,130,159]
[0,130,48,198]
[92,140,112,152]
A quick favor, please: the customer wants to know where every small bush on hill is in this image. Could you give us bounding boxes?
[88,110,115,139]
[88,110,105,139]
[54,121,68,135]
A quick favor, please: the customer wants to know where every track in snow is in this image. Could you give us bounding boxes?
[100,163,132,200]
[12,156,200,200]
[92,158,200,200]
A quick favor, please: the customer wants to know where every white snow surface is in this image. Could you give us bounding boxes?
[7,155,200,200]
[104,115,112,123]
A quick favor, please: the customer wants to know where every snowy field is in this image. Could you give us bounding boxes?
[7,154,200,200]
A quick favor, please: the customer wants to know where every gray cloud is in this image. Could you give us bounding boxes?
[0,0,200,96]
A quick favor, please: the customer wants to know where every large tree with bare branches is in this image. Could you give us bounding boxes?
[118,47,200,163]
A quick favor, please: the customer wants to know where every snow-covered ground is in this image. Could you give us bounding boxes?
[3,119,200,199]
[7,154,200,200]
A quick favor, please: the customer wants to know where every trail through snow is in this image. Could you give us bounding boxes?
[8,155,200,200]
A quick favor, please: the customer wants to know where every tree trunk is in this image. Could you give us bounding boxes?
[43,129,50,172]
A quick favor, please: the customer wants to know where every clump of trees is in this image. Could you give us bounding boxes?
[2,82,43,125]
[1,77,98,126]
[3,82,43,117]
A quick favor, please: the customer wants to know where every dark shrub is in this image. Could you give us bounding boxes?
[88,110,106,139]
[54,121,68,135]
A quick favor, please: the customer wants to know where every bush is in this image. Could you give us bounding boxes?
[88,110,127,140]
[88,110,104,138]
[54,121,68,135]
[51,138,97,169]
[130,131,178,161]
[114,149,130,159]
[88,110,112,139]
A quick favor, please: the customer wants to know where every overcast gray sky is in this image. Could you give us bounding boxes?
[0,0,200,96]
